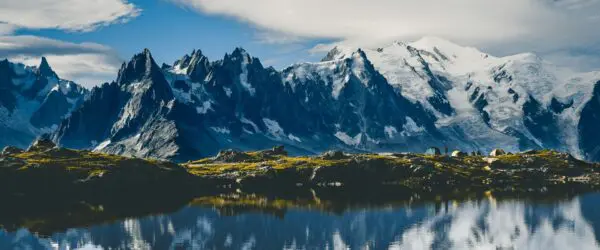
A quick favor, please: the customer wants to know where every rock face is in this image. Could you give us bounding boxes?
[490,149,506,157]
[0,58,87,149]
[320,150,347,160]
[28,138,57,152]
[579,81,600,162]
[1,146,24,156]
[259,145,288,157]
[215,149,251,163]
[52,49,185,161]
[451,150,467,157]
[425,147,441,156]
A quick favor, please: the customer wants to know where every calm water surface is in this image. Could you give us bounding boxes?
[3,193,600,250]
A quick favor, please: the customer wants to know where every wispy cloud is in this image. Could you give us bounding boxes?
[254,30,305,45]
[0,23,15,35]
[0,36,123,88]
[169,0,600,70]
[0,0,141,87]
[0,0,140,32]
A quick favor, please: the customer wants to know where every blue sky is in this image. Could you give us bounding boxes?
[2,0,600,88]
[0,0,331,87]
[18,0,327,68]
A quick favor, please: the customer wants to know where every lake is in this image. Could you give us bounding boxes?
[2,192,600,250]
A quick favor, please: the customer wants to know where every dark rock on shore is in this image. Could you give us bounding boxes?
[215,149,251,163]
[27,137,57,152]
[320,150,347,160]
[1,146,24,156]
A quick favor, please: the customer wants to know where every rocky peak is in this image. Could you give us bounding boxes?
[344,49,380,83]
[186,49,211,82]
[321,46,352,62]
[0,59,15,87]
[0,59,18,112]
[174,49,203,69]
[223,47,253,65]
[37,57,59,79]
[116,48,163,85]
[174,54,191,70]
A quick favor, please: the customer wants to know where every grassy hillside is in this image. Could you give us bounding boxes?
[2,142,600,235]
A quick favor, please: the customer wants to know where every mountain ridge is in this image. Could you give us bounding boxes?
[3,37,599,162]
[0,57,87,149]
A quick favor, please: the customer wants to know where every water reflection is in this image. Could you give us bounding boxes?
[2,194,600,249]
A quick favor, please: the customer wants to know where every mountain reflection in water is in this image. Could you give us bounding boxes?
[2,193,600,250]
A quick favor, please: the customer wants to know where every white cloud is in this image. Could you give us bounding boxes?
[170,0,600,69]
[254,30,304,45]
[1,36,122,88]
[0,1,140,88]
[0,23,15,35]
[0,0,140,32]
[11,54,120,88]
[544,49,600,72]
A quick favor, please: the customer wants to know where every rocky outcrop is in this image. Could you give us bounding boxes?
[215,149,251,163]
[1,146,24,156]
[451,151,467,157]
[258,145,288,157]
[320,150,347,160]
[28,138,57,152]
[490,149,506,157]
[425,147,441,156]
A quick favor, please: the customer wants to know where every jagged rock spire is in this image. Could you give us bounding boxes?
[37,57,59,79]
[116,48,163,85]
[186,49,210,82]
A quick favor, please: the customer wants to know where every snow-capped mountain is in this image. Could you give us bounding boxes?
[52,47,442,162]
[50,38,600,162]
[328,37,600,160]
[0,57,87,149]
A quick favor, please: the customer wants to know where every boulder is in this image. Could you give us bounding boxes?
[425,147,441,156]
[1,146,24,156]
[257,164,274,172]
[272,145,286,155]
[410,164,435,176]
[321,150,347,160]
[522,149,541,155]
[489,149,506,157]
[215,149,251,163]
[27,138,56,152]
[451,150,467,157]
[259,145,288,157]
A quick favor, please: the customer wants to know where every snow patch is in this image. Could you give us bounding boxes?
[94,140,111,151]
[223,87,232,97]
[335,131,362,146]
[400,118,425,136]
[263,118,284,138]
[211,127,230,134]
[239,55,256,96]
[384,126,398,138]
[288,134,302,142]
[241,117,260,133]
[196,100,213,114]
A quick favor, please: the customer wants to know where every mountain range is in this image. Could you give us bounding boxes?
[1,37,599,162]
[0,57,87,149]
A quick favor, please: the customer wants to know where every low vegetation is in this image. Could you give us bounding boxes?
[2,142,599,195]
[2,141,600,235]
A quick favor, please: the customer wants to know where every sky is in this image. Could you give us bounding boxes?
[1,0,600,88]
